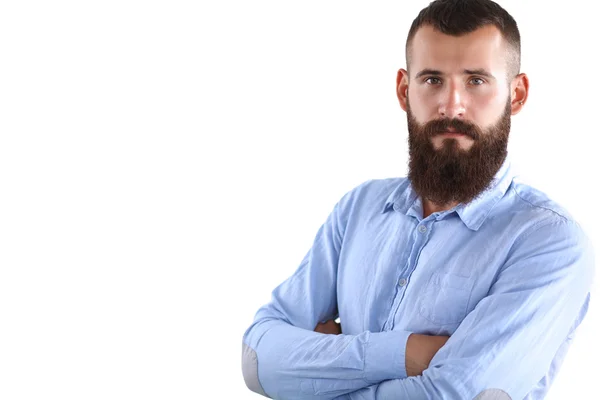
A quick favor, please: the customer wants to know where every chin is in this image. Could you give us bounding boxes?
[434,138,474,152]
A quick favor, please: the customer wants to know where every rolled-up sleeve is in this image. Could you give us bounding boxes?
[338,218,595,400]
[242,184,413,399]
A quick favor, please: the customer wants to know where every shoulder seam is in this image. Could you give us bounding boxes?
[510,185,569,222]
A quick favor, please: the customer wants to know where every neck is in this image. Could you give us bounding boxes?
[422,198,459,219]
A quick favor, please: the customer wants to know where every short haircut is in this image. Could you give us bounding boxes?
[405,0,521,78]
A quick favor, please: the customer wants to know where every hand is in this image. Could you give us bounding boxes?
[314,319,342,335]
[405,333,450,376]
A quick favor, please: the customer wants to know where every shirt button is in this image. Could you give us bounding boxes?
[418,225,427,233]
[399,278,407,286]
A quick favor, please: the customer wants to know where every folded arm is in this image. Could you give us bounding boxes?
[336,219,594,400]
[241,185,415,399]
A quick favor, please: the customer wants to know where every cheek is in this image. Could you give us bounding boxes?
[469,88,508,124]
[408,93,437,122]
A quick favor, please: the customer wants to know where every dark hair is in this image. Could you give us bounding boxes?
[406,0,521,77]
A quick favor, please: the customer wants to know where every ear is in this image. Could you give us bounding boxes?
[396,68,409,112]
[510,73,529,115]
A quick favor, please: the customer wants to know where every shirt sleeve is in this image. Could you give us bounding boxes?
[338,218,595,400]
[242,184,413,399]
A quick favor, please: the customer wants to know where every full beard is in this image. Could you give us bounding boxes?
[407,98,511,206]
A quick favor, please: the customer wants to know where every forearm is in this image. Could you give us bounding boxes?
[405,333,449,377]
[338,372,459,400]
[242,317,412,399]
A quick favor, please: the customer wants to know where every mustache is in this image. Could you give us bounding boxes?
[422,118,482,140]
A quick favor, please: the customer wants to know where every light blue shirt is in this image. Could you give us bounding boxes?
[242,160,595,400]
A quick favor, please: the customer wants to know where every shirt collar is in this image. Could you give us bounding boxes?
[383,158,515,231]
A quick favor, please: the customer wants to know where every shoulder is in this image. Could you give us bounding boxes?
[492,178,580,235]
[338,176,409,211]
[501,179,594,276]
[508,178,574,222]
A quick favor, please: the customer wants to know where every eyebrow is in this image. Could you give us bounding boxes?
[414,68,495,80]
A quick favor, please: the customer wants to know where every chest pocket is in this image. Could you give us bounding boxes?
[419,272,474,325]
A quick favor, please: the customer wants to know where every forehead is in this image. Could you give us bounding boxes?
[409,24,508,77]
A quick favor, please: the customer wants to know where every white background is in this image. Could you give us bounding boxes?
[1,1,597,399]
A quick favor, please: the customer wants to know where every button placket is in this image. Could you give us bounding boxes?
[385,221,433,331]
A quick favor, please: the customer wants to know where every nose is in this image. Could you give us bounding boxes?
[438,84,466,119]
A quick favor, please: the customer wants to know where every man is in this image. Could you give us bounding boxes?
[242,0,595,399]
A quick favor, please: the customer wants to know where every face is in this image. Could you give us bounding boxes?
[397,24,528,206]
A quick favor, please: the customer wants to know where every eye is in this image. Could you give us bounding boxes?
[425,77,442,85]
[470,77,485,85]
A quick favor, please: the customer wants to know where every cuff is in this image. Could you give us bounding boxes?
[364,330,412,382]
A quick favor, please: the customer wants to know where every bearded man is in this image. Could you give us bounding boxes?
[242,1,595,399]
